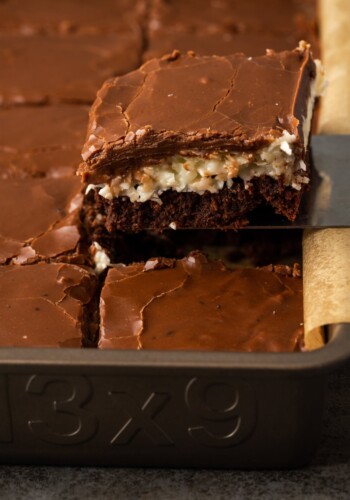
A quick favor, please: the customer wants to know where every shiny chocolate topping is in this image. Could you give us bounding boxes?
[0,33,142,106]
[0,105,88,152]
[99,253,303,352]
[0,176,84,264]
[144,28,320,62]
[149,0,318,35]
[80,45,316,183]
[0,263,97,347]
[0,0,144,35]
[0,105,88,178]
[147,0,319,58]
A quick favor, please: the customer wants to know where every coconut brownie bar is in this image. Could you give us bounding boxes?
[0,263,98,347]
[0,175,89,265]
[99,252,304,352]
[0,0,145,35]
[0,105,88,178]
[80,44,322,231]
[145,0,320,61]
[148,0,318,36]
[0,105,91,265]
[0,32,142,106]
[144,29,319,62]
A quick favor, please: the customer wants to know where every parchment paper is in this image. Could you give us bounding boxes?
[303,229,350,349]
[301,1,350,350]
[318,0,350,134]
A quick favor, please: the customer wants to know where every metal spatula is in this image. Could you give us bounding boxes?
[247,135,350,229]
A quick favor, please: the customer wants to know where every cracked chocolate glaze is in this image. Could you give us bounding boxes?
[80,45,316,184]
[0,176,85,264]
[0,32,142,106]
[144,28,320,62]
[0,263,97,347]
[0,105,88,178]
[0,105,88,153]
[0,0,145,35]
[99,253,304,352]
[147,0,319,59]
[149,0,318,35]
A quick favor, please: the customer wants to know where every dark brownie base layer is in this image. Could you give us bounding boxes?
[91,176,304,233]
[84,202,302,268]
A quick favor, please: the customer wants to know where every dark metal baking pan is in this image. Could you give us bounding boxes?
[0,323,349,469]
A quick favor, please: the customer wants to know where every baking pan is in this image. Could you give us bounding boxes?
[0,323,348,469]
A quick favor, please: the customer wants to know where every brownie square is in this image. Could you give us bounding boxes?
[0,104,88,151]
[0,0,145,35]
[80,45,321,231]
[149,0,318,36]
[0,175,88,265]
[0,32,142,106]
[99,252,303,352]
[146,0,320,60]
[0,263,97,347]
[144,27,320,62]
[0,105,88,178]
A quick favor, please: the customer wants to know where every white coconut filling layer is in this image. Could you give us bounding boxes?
[89,69,321,204]
[89,134,305,203]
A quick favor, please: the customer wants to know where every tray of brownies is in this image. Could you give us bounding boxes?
[0,0,349,468]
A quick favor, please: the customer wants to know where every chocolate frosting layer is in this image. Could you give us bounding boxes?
[0,263,97,347]
[0,105,88,177]
[0,176,84,264]
[149,0,318,35]
[0,32,142,106]
[1,149,83,180]
[80,45,316,183]
[144,28,320,62]
[99,253,303,352]
[147,0,319,59]
[0,0,145,35]
[0,105,88,152]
